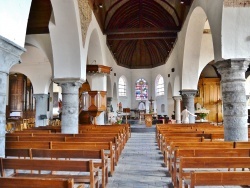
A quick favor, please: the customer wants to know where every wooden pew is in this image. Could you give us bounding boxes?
[5,141,115,177]
[65,136,121,165]
[0,177,75,188]
[235,141,250,148]
[185,171,250,188]
[158,133,212,149]
[5,148,108,188]
[51,141,115,176]
[6,135,121,164]
[0,158,99,188]
[160,136,205,155]
[31,149,108,188]
[5,141,52,149]
[5,148,31,159]
[13,130,52,133]
[177,157,250,188]
[6,136,66,142]
[171,148,250,186]
[165,141,234,173]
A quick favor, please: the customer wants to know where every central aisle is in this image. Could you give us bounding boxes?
[107,132,172,188]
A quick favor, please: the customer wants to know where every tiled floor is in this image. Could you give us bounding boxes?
[104,123,244,188]
[104,123,171,188]
[106,131,172,188]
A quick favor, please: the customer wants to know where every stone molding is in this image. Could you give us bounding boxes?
[179,89,197,98]
[0,36,26,73]
[224,0,250,7]
[33,94,48,100]
[78,0,92,46]
[215,59,250,82]
[60,82,83,94]
[173,96,182,101]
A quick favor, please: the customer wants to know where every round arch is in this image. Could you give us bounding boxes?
[87,29,104,66]
[182,7,207,89]
[10,45,52,94]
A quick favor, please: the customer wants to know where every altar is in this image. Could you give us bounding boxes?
[195,108,210,122]
[144,113,157,127]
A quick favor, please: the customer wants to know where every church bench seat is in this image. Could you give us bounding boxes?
[165,141,235,177]
[177,157,250,188]
[171,148,250,187]
[5,141,115,177]
[0,177,76,188]
[31,149,108,188]
[184,170,250,188]
[0,158,99,188]
[5,148,108,188]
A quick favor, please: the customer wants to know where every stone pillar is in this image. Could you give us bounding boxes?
[0,36,25,157]
[215,59,249,141]
[173,96,182,123]
[180,90,197,123]
[33,94,48,127]
[55,79,83,134]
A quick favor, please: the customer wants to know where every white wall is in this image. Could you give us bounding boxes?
[0,0,32,47]
[222,8,250,59]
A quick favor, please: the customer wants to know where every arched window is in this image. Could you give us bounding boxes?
[135,78,148,100]
[156,75,164,96]
[118,76,126,96]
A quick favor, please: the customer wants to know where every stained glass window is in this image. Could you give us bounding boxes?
[135,78,148,100]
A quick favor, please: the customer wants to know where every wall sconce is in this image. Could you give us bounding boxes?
[168,74,170,77]
[98,4,103,8]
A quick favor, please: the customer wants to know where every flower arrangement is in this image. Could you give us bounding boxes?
[199,113,207,120]
[116,116,123,124]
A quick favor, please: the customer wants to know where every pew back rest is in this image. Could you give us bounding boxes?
[0,177,74,188]
[31,148,104,160]
[6,141,51,149]
[5,148,31,158]
[189,171,250,187]
[0,158,92,174]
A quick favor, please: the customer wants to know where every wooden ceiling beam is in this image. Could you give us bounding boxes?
[107,33,177,40]
[104,27,180,35]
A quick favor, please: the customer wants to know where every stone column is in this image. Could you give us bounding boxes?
[55,79,83,134]
[33,94,48,127]
[0,36,25,157]
[180,90,197,123]
[173,96,182,123]
[215,59,249,141]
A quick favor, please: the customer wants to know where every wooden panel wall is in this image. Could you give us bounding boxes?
[195,78,223,123]
[8,74,34,118]
[9,74,24,112]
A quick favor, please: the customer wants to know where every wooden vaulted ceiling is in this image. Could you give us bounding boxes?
[90,0,193,69]
[26,0,193,69]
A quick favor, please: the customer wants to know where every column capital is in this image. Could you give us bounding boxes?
[53,78,85,93]
[215,59,250,71]
[180,89,197,97]
[173,96,182,101]
[33,94,48,99]
[0,36,26,73]
[215,59,250,83]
